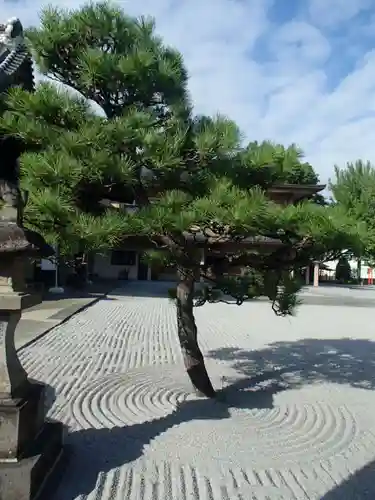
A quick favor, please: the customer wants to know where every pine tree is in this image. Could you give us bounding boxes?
[0,2,365,397]
[330,160,375,270]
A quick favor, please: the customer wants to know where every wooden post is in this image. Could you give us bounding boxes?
[313,262,319,287]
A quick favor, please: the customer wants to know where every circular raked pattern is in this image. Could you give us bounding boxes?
[69,365,358,469]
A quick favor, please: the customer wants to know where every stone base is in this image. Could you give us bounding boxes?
[0,420,64,500]
[0,292,41,311]
[0,381,45,459]
[47,286,64,295]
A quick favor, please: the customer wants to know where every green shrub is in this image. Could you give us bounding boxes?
[335,257,352,282]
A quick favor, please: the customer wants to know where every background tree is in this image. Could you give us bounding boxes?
[0,2,365,397]
[329,160,375,274]
[227,140,319,187]
[335,256,352,283]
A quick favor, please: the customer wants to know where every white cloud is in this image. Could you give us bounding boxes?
[307,0,372,28]
[2,0,375,183]
[268,21,331,65]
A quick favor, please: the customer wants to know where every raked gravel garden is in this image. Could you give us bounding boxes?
[19,282,375,499]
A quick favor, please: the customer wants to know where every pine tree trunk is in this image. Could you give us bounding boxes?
[176,272,216,398]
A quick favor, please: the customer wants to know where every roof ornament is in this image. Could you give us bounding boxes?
[0,17,28,78]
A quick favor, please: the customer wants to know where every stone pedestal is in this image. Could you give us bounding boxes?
[0,274,64,499]
[0,419,63,500]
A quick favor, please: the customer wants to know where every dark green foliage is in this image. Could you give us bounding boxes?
[335,257,352,283]
[223,141,319,189]
[26,2,190,120]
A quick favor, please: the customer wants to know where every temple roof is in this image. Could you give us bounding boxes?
[267,183,326,204]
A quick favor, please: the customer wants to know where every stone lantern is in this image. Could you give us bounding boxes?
[0,17,64,500]
[0,172,64,500]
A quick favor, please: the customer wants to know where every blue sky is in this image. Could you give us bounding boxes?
[2,0,375,183]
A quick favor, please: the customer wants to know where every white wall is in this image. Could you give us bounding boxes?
[323,257,373,280]
[93,252,139,280]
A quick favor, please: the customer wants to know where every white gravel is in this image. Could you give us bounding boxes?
[19,282,375,499]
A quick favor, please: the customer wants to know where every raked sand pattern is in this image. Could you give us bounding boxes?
[18,283,375,499]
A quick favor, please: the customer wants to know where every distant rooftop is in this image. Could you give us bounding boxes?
[267,183,326,204]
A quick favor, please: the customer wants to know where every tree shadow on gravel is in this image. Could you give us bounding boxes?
[321,458,375,499]
[205,338,375,499]
[208,337,375,391]
[53,377,282,500]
